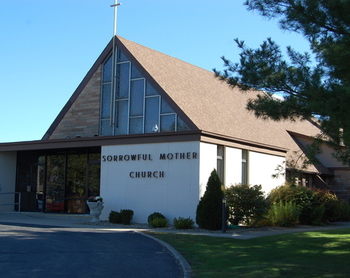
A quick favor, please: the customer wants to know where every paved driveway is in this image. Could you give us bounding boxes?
[0,222,183,278]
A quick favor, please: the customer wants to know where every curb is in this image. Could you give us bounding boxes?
[139,231,192,278]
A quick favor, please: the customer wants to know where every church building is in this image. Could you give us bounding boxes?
[0,36,349,223]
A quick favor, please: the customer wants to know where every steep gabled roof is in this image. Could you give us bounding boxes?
[117,39,320,142]
[43,36,325,173]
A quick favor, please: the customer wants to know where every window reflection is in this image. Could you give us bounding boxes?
[101,84,111,119]
[130,117,143,134]
[101,120,113,136]
[161,98,173,114]
[130,80,144,116]
[161,114,176,132]
[66,154,86,213]
[46,155,65,212]
[89,163,100,197]
[117,49,128,62]
[146,81,158,96]
[16,148,101,214]
[145,97,159,133]
[103,56,112,82]
[177,116,191,131]
[115,100,128,135]
[131,65,142,79]
[116,63,129,99]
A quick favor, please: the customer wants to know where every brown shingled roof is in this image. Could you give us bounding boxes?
[42,36,326,174]
[117,36,324,173]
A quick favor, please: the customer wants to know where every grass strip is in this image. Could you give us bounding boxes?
[149,228,350,277]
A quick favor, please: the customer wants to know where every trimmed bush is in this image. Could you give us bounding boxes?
[196,169,224,230]
[120,209,134,225]
[173,217,194,229]
[268,202,301,227]
[150,217,169,228]
[148,212,166,224]
[148,212,168,228]
[109,210,121,224]
[225,183,268,226]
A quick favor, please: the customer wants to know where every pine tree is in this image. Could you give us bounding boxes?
[196,169,224,230]
[214,0,350,165]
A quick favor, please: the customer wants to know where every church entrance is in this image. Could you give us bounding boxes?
[16,147,100,213]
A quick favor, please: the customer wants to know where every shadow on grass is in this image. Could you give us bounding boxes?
[151,228,350,278]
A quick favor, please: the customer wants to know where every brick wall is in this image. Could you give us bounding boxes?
[328,169,350,202]
[49,66,101,139]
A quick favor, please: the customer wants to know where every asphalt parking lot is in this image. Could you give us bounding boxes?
[2,212,350,278]
[0,221,183,278]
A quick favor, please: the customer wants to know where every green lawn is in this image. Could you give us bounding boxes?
[149,228,350,278]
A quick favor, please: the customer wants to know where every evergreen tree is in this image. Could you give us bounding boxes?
[196,169,224,230]
[214,0,350,165]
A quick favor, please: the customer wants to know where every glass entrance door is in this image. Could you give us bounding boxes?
[66,153,86,213]
[45,153,65,212]
[45,148,100,213]
[17,163,45,212]
[17,148,100,214]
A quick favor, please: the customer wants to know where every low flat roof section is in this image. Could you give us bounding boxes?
[0,130,289,157]
[0,131,202,152]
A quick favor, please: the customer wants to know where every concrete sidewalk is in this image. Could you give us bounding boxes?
[0,211,94,228]
[1,212,350,240]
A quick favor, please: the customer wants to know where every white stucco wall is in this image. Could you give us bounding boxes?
[100,142,200,223]
[0,152,17,212]
[248,151,285,194]
[99,141,285,223]
[199,142,217,198]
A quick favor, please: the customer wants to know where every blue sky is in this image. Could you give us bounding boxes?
[0,0,311,143]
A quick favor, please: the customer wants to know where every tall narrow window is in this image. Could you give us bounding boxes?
[242,150,248,185]
[116,63,130,99]
[145,96,159,133]
[217,145,224,184]
[115,100,128,135]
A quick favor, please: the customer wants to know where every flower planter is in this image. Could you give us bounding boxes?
[87,201,104,222]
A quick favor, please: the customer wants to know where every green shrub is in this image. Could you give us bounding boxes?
[310,205,325,225]
[120,209,134,225]
[314,190,350,222]
[314,189,339,222]
[148,212,168,228]
[149,217,169,228]
[225,183,268,226]
[324,199,344,222]
[148,212,166,225]
[268,202,301,227]
[173,217,195,229]
[109,210,121,224]
[196,169,224,230]
[332,200,350,221]
[269,185,320,225]
[254,217,273,227]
